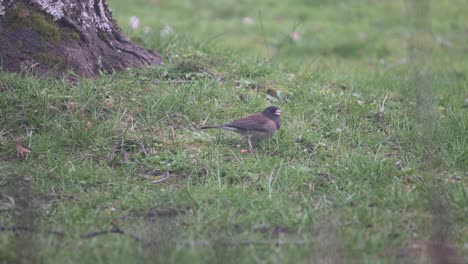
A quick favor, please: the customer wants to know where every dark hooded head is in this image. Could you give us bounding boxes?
[262,106,281,118]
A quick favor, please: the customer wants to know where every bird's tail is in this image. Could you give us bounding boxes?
[201,125,223,129]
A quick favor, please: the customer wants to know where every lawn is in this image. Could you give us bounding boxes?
[0,0,466,263]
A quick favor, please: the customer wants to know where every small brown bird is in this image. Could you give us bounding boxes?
[201,106,281,152]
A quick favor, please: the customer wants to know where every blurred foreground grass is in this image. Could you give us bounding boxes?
[0,0,466,263]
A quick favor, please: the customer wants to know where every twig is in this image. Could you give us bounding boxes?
[0,224,311,247]
[122,150,130,164]
[79,226,142,242]
[134,159,145,166]
[170,127,176,150]
[0,225,65,237]
[151,171,172,184]
[152,80,195,85]
[138,142,149,156]
[26,127,33,149]
[380,93,389,113]
[375,94,389,127]
[179,239,310,246]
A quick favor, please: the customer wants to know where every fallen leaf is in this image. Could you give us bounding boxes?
[104,97,114,107]
[15,136,31,158]
[447,175,461,183]
[61,100,78,111]
[18,9,30,18]
[394,160,404,170]
[266,94,278,102]
[84,121,92,132]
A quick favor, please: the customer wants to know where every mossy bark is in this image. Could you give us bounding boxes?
[0,0,162,81]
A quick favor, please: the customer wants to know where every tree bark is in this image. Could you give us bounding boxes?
[0,0,162,80]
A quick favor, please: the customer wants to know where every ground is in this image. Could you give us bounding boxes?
[0,0,466,263]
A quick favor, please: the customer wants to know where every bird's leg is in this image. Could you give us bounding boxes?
[248,137,255,153]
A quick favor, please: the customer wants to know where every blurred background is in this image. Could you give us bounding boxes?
[110,0,467,74]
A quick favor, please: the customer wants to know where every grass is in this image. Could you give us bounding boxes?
[1,0,467,263]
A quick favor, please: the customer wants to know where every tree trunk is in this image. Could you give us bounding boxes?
[0,0,162,81]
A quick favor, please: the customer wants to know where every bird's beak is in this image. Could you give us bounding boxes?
[275,109,281,116]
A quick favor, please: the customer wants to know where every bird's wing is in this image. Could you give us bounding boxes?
[224,113,277,132]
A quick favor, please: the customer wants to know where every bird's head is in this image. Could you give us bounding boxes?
[263,106,281,117]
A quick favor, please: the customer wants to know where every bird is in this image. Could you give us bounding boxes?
[201,106,281,152]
